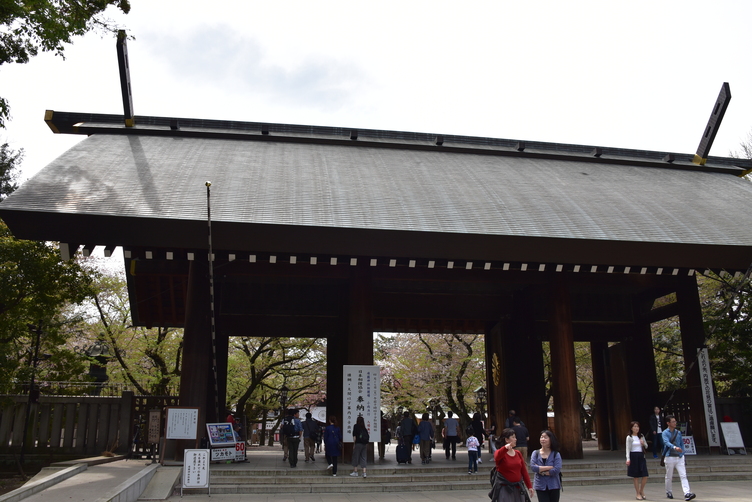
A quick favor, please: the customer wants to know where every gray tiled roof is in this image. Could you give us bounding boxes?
[3,116,752,269]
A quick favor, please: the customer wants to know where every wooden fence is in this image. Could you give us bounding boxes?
[0,392,133,455]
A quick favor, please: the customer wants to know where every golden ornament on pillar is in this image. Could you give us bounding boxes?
[492,353,501,386]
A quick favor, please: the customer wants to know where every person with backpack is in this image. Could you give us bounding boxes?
[303,412,318,462]
[350,415,369,477]
[282,409,303,467]
[417,412,434,464]
[399,411,417,464]
[530,430,562,502]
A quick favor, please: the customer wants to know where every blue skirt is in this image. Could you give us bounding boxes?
[627,451,649,478]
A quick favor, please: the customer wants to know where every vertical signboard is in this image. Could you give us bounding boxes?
[148,410,161,444]
[343,365,380,442]
[697,348,720,447]
[182,449,210,496]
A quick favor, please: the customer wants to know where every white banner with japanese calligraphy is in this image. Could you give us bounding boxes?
[697,347,720,447]
[343,365,380,442]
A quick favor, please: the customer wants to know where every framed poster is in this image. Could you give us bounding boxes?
[206,423,236,447]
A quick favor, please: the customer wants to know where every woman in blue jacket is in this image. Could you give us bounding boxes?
[530,430,562,502]
[324,415,342,476]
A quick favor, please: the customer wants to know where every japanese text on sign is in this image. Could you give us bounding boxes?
[166,408,200,440]
[183,449,210,488]
[342,365,380,442]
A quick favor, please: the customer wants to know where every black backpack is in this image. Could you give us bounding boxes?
[305,421,318,441]
[355,426,370,444]
[282,416,296,437]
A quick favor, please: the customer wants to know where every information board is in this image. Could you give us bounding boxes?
[182,449,210,492]
[210,442,245,462]
[683,436,696,455]
[166,407,200,440]
[720,422,745,448]
[206,423,236,447]
[342,365,380,443]
[148,410,161,444]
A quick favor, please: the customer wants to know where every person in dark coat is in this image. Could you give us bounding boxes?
[324,415,342,476]
[471,412,488,463]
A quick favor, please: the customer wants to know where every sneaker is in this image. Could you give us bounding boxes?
[667,493,673,499]
[333,474,337,477]
[349,472,359,477]
[327,464,333,470]
[469,471,472,475]
[684,494,696,501]
[477,458,482,464]
[311,457,315,461]
[363,473,367,478]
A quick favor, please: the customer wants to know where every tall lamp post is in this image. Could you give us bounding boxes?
[474,386,487,419]
[428,398,440,427]
[279,385,289,414]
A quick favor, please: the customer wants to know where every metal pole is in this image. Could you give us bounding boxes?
[206,182,220,422]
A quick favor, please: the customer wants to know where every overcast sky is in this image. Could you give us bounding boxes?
[2,0,752,184]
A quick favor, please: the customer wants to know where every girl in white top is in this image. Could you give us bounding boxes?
[626,421,649,500]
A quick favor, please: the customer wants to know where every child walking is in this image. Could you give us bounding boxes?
[466,432,480,474]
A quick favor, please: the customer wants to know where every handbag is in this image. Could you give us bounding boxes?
[412,434,420,444]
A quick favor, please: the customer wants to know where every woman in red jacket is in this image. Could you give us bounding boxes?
[490,428,534,502]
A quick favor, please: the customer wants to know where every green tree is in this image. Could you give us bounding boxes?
[226,336,326,445]
[376,332,485,429]
[698,272,752,399]
[0,0,131,128]
[0,219,93,386]
[76,261,183,395]
[0,142,22,197]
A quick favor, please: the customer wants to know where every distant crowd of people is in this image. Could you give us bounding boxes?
[249,404,699,502]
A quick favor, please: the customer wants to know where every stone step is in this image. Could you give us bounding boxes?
[184,471,752,495]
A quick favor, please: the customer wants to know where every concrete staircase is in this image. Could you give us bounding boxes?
[183,454,752,495]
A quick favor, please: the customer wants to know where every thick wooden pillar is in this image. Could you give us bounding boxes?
[608,343,633,446]
[504,291,547,452]
[485,322,506,435]
[548,281,583,459]
[625,297,659,431]
[676,277,709,450]
[179,260,216,456]
[590,341,611,450]
[327,266,374,462]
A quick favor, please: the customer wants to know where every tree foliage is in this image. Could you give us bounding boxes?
[697,272,752,399]
[0,142,22,198]
[0,0,131,128]
[226,336,326,445]
[73,261,183,395]
[0,219,93,386]
[376,332,485,428]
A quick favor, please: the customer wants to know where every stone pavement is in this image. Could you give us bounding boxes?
[167,480,751,502]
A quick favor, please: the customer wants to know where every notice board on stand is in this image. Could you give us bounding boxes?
[162,407,201,465]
